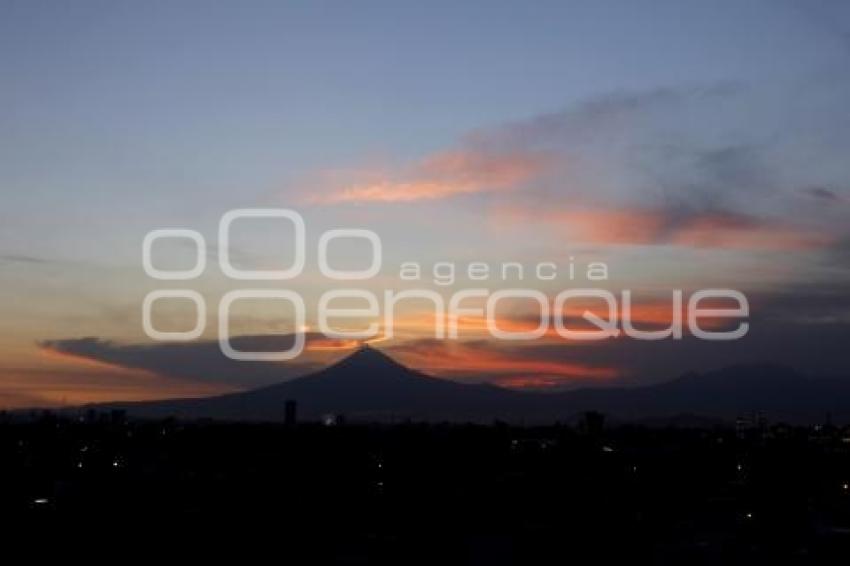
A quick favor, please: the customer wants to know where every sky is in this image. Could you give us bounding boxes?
[1,0,850,408]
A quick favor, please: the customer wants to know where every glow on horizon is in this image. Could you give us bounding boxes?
[1,0,849,408]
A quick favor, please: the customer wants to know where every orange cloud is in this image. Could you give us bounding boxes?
[304,337,361,351]
[0,365,233,409]
[555,208,666,245]
[669,212,832,250]
[395,295,735,340]
[387,339,619,386]
[315,149,549,204]
[0,345,237,410]
[498,205,831,250]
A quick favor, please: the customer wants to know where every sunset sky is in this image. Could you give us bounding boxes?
[2,0,849,408]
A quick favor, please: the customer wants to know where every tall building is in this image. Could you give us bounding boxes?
[284,400,297,426]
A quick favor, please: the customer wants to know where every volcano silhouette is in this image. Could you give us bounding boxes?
[89,346,850,424]
[102,345,529,422]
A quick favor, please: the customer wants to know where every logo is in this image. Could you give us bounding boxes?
[143,209,750,361]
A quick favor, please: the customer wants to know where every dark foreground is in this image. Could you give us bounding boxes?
[2,413,850,564]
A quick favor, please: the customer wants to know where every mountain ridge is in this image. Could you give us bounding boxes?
[71,347,850,424]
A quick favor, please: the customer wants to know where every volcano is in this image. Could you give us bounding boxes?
[86,346,850,424]
[97,345,533,422]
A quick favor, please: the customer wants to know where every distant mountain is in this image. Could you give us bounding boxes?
[562,364,850,423]
[94,346,536,422]
[88,347,850,424]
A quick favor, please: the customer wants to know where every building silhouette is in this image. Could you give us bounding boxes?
[284,399,297,426]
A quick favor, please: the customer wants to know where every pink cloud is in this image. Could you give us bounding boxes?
[496,205,832,250]
[313,149,549,204]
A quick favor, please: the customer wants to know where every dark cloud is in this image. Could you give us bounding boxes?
[386,315,850,390]
[0,253,53,265]
[472,84,743,149]
[801,186,843,202]
[39,334,342,388]
[468,79,850,250]
[759,283,850,323]
[41,302,850,395]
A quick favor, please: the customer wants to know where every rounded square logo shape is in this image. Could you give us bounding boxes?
[142,290,206,341]
[219,209,305,280]
[143,229,206,280]
[219,289,306,360]
[318,229,382,280]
